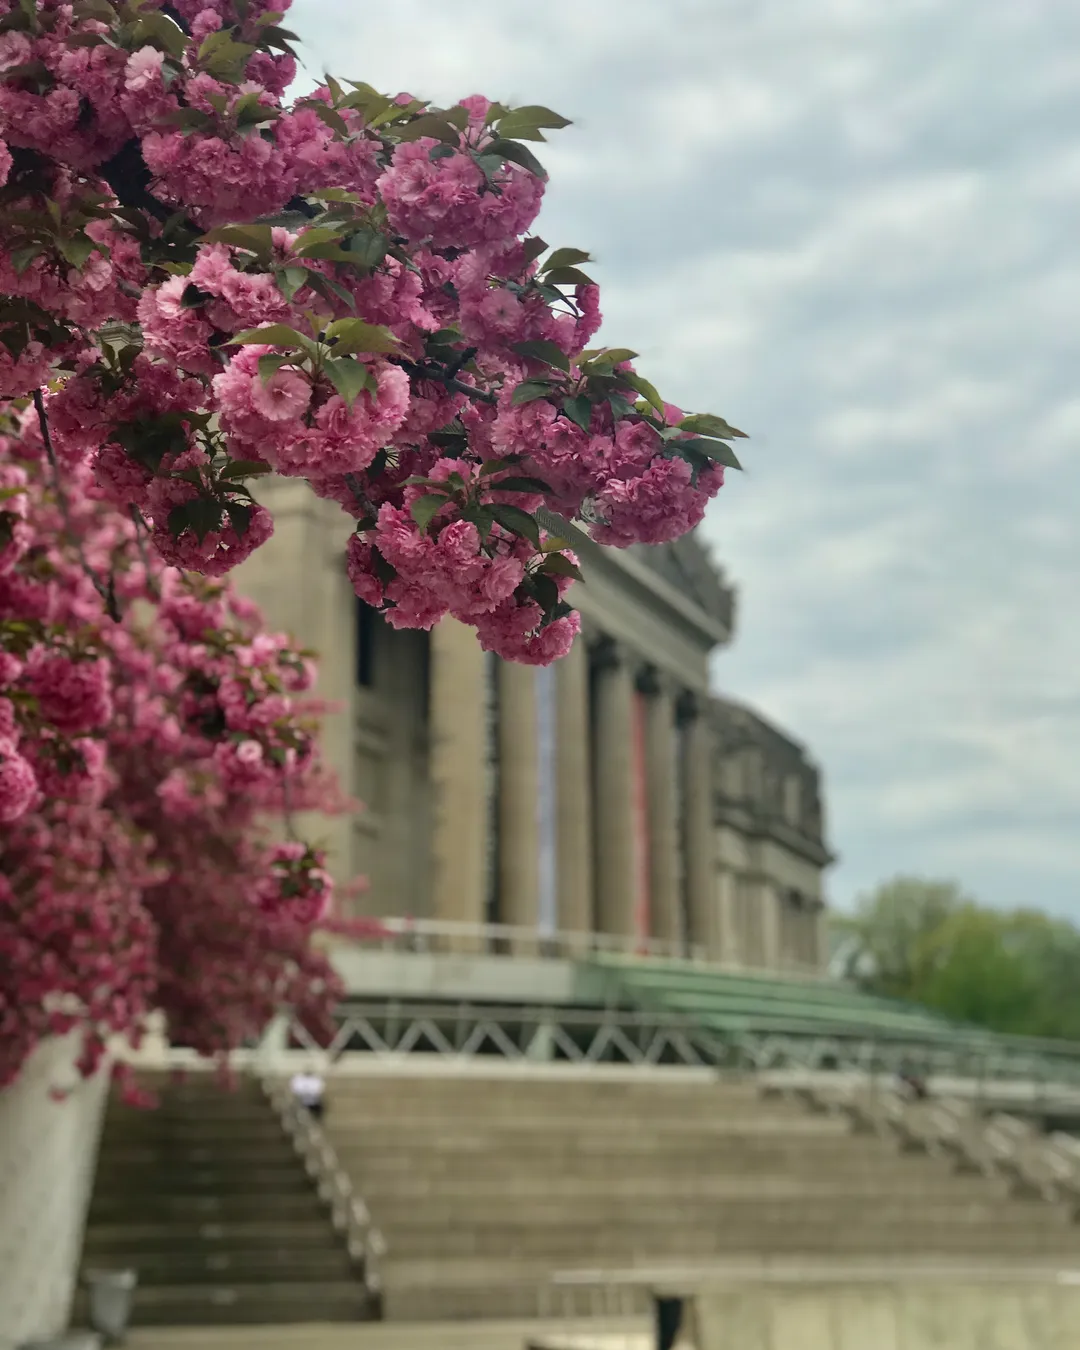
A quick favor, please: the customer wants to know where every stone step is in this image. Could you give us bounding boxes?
[91,1165,315,1195]
[74,1280,374,1327]
[99,1120,291,1142]
[121,1317,648,1350]
[96,1144,300,1167]
[377,1217,1078,1261]
[84,1221,346,1254]
[83,1246,357,1286]
[359,1183,1019,1220]
[88,1192,329,1223]
[332,1146,909,1179]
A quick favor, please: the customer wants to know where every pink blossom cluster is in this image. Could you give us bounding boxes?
[0,434,351,1088]
[0,0,744,669]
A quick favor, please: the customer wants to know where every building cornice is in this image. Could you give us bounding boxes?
[537,509,734,652]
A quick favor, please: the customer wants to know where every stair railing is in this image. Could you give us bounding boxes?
[260,1075,387,1297]
[798,1077,1080,1208]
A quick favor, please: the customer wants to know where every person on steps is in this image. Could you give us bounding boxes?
[290,1063,326,1122]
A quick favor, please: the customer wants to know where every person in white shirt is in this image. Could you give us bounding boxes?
[289,1065,326,1122]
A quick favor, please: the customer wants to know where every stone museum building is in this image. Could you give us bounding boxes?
[237,479,834,975]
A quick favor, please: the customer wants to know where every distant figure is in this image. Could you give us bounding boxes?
[897,1062,930,1102]
[290,1065,326,1122]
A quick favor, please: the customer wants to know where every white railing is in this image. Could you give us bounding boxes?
[798,1078,1080,1208]
[261,1075,386,1296]
[350,916,827,981]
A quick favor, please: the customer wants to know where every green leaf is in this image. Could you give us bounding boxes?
[304,100,348,136]
[203,223,275,258]
[490,503,541,549]
[512,339,570,374]
[180,283,212,309]
[585,346,637,368]
[511,380,553,406]
[293,225,347,254]
[539,553,584,582]
[233,90,280,128]
[323,317,399,356]
[542,247,592,272]
[677,412,748,440]
[324,356,372,410]
[486,138,547,179]
[219,459,271,480]
[229,324,314,352]
[344,227,389,270]
[396,114,462,145]
[9,243,44,275]
[56,234,96,269]
[410,494,445,533]
[521,237,548,267]
[257,353,291,384]
[676,437,744,470]
[542,265,594,287]
[169,497,222,543]
[478,454,524,475]
[197,30,256,83]
[225,501,253,537]
[489,475,552,495]
[131,10,188,59]
[562,394,592,433]
[275,266,308,302]
[621,371,665,416]
[497,105,572,140]
[530,572,560,614]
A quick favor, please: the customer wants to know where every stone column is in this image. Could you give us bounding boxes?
[761,884,783,972]
[592,638,638,940]
[716,868,740,966]
[497,660,540,937]
[555,636,594,939]
[642,670,681,952]
[429,618,488,932]
[231,477,356,888]
[679,693,716,959]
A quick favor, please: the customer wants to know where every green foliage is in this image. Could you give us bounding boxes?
[836,875,1080,1040]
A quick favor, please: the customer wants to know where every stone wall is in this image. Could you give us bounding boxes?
[0,1034,110,1350]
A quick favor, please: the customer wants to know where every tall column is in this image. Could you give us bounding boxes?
[429,618,488,932]
[592,638,637,940]
[716,868,740,966]
[761,884,783,972]
[555,636,593,937]
[679,693,716,959]
[497,660,539,936]
[642,671,681,952]
[232,478,356,889]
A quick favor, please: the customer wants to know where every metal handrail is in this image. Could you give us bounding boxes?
[261,1075,387,1295]
[342,915,827,980]
[800,1078,1080,1207]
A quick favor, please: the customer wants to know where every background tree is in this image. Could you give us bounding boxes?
[835,875,1080,1040]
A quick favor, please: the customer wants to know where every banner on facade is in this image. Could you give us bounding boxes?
[535,662,558,937]
[632,689,651,946]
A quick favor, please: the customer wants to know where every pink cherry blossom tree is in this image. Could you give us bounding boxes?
[0,0,748,1085]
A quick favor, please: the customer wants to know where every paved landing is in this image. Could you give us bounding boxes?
[124,1317,649,1350]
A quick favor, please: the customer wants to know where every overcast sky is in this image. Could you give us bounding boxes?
[292,0,1080,920]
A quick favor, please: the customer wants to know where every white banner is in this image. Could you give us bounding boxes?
[535,662,558,936]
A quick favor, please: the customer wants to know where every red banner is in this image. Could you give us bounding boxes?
[632,690,651,947]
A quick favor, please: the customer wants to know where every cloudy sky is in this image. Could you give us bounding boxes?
[291,0,1080,919]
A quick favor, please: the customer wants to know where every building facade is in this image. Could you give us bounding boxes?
[236,478,833,974]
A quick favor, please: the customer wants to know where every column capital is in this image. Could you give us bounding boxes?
[639,666,689,700]
[590,634,632,673]
[676,688,708,725]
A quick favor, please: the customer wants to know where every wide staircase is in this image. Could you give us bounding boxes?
[325,1070,1080,1321]
[79,1073,375,1326]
